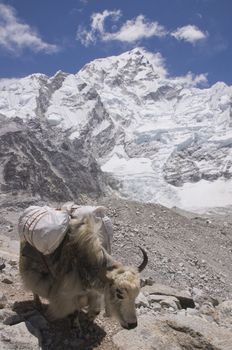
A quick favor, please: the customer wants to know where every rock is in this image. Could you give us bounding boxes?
[0,258,6,271]
[142,283,194,309]
[216,300,232,328]
[0,117,105,203]
[151,302,162,312]
[199,303,216,316]
[8,240,20,256]
[0,293,7,309]
[140,276,154,287]
[135,292,149,308]
[113,313,232,350]
[8,260,17,267]
[0,309,15,321]
[166,313,232,350]
[149,294,172,303]
[0,321,41,350]
[0,309,23,325]
[160,296,181,310]
[149,294,182,310]
[186,307,199,316]
[192,287,219,308]
[1,277,13,284]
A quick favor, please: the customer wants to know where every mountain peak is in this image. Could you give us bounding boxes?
[0,50,232,211]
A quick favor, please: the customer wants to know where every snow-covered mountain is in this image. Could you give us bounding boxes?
[1,48,232,211]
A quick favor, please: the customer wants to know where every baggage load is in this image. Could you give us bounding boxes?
[19,203,113,255]
[18,206,69,255]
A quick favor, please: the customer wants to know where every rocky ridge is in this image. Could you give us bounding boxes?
[0,115,106,202]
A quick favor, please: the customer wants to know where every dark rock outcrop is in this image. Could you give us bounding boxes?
[0,116,105,202]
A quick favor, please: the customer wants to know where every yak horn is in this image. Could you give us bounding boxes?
[138,247,148,272]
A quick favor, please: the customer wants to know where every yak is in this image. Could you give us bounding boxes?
[19,205,148,330]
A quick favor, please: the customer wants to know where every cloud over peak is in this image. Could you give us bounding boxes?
[76,10,167,46]
[0,4,59,54]
[103,14,167,42]
[76,10,208,48]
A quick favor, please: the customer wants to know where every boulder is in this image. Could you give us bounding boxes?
[216,300,232,328]
[0,293,7,309]
[0,309,23,325]
[0,321,41,350]
[142,283,194,309]
[113,313,232,350]
[135,292,150,308]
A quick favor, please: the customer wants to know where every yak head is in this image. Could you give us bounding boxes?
[104,248,148,330]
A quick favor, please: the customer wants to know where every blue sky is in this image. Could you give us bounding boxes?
[0,0,231,86]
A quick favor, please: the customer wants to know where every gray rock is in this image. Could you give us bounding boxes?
[140,276,154,287]
[192,287,219,308]
[135,292,150,308]
[151,302,162,312]
[0,293,7,309]
[160,296,181,310]
[149,294,166,303]
[142,283,194,309]
[186,307,199,316]
[113,313,232,350]
[0,309,23,325]
[0,322,41,350]
[8,260,17,267]
[0,258,6,271]
[0,309,15,322]
[199,303,216,317]
[216,300,232,328]
[149,294,182,310]
[1,277,13,284]
[0,116,106,203]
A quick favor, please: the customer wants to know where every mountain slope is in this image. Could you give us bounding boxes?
[0,48,232,210]
[0,116,105,202]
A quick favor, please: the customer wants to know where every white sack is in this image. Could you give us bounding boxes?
[18,206,70,255]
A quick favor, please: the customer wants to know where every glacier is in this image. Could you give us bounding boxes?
[0,48,232,212]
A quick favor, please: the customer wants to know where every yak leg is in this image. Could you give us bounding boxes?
[33,293,42,310]
[47,296,77,321]
[72,313,83,336]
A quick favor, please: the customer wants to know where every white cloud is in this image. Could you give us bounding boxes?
[77,9,121,46]
[0,4,59,54]
[77,10,208,48]
[103,15,167,42]
[174,72,208,87]
[76,10,167,46]
[171,25,207,44]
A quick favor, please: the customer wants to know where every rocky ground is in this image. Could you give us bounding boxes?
[0,195,232,349]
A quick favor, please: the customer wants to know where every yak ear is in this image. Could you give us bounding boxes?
[105,262,122,282]
[106,269,113,281]
[93,206,107,217]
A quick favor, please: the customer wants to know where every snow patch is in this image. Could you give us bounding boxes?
[177,179,232,212]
